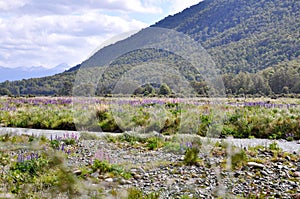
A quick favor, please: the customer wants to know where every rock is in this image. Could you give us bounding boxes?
[293,193,300,199]
[276,164,283,170]
[247,162,265,169]
[285,156,291,161]
[120,179,132,185]
[293,171,300,178]
[91,172,99,178]
[73,169,82,175]
[105,178,114,183]
[133,174,142,180]
[261,170,268,176]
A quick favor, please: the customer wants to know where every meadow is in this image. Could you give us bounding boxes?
[0,96,299,140]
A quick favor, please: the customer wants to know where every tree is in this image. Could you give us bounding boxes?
[158,83,171,96]
[0,88,10,96]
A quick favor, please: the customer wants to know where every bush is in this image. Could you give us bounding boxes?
[184,146,199,166]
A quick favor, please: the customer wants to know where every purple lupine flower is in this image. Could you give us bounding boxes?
[186,142,193,148]
[61,143,65,151]
[26,155,31,161]
[17,154,23,162]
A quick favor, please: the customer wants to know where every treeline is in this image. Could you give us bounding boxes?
[0,72,75,96]
[0,58,300,96]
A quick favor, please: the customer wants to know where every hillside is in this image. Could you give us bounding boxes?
[153,0,299,73]
[1,0,299,96]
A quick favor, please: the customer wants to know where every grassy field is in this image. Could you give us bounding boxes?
[0,96,299,140]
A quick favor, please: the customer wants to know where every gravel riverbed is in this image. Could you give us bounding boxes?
[1,127,300,153]
[1,127,300,198]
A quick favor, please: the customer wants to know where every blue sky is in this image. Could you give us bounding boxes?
[0,0,201,69]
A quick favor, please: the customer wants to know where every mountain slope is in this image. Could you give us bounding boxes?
[1,0,299,96]
[78,0,299,74]
[153,0,299,73]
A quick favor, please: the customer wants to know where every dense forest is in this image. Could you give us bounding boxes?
[0,0,299,97]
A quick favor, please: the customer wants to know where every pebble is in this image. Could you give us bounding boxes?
[73,169,82,175]
[247,162,265,169]
[105,178,114,183]
[293,172,300,178]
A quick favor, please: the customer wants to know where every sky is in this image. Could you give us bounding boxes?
[0,0,201,69]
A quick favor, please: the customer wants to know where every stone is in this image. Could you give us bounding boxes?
[247,162,265,169]
[105,178,114,183]
[119,179,132,185]
[293,171,300,178]
[73,169,82,175]
[285,156,291,161]
[91,172,99,178]
[133,174,142,180]
[261,170,268,176]
[293,193,300,199]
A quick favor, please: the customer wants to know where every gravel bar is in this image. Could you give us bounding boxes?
[1,127,299,153]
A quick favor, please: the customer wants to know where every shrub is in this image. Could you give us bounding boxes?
[231,149,248,169]
[269,142,281,151]
[184,146,200,166]
[80,132,99,140]
[146,137,164,150]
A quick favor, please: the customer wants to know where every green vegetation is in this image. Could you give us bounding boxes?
[0,97,299,140]
[125,188,160,199]
[0,0,299,96]
[183,146,200,166]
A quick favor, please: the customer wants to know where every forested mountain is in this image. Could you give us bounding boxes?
[1,0,299,96]
[154,0,299,74]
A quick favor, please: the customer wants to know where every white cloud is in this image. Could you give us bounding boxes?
[0,0,199,69]
[0,9,147,68]
[0,0,27,11]
[168,0,201,15]
[0,0,162,15]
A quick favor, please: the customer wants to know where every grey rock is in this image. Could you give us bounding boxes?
[247,162,265,169]
[91,172,99,178]
[105,178,114,183]
[119,179,132,185]
[73,169,82,175]
[293,171,300,178]
[261,170,268,176]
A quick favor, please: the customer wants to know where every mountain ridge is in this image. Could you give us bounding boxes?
[0,63,70,82]
[0,0,299,96]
